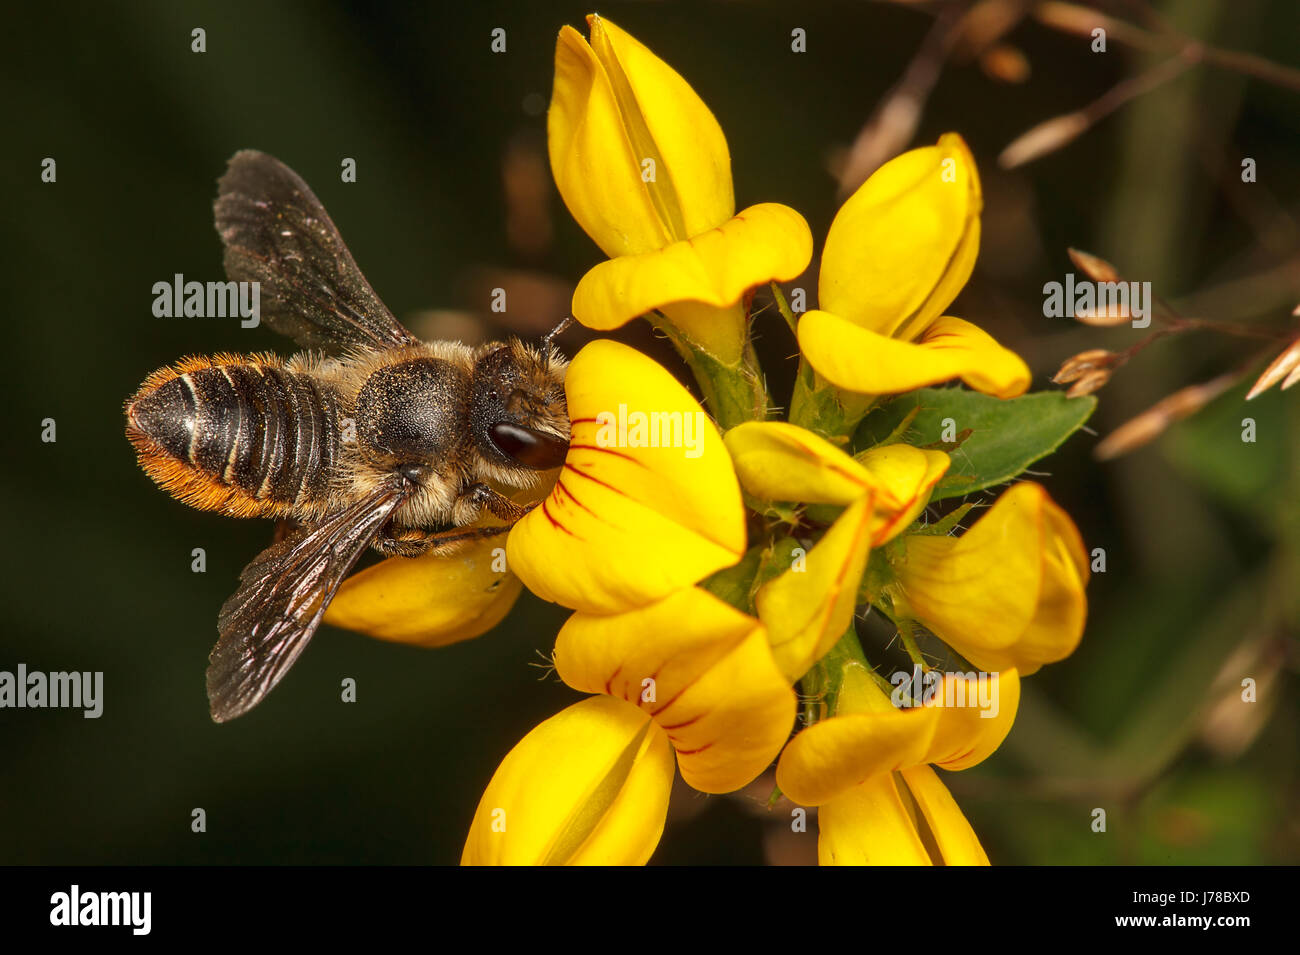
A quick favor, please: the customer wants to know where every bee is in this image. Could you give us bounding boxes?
[125,151,571,723]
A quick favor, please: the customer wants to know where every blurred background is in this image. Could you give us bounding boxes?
[1,0,1296,865]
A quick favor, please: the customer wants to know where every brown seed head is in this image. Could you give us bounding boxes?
[999,112,1090,169]
[1074,304,1133,327]
[1245,336,1300,400]
[1067,248,1121,284]
[1066,368,1111,398]
[1095,378,1229,460]
[980,44,1031,84]
[1053,348,1118,384]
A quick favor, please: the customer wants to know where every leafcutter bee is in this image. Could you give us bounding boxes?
[125,151,570,722]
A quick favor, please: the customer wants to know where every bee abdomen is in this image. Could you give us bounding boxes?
[126,354,340,518]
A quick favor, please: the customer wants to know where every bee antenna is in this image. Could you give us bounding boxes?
[541,317,574,356]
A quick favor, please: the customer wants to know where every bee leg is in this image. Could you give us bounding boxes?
[452,483,532,525]
[372,522,510,558]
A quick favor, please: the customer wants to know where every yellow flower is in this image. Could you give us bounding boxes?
[463,344,804,863]
[461,695,674,865]
[324,532,522,647]
[888,482,1089,674]
[776,660,1020,865]
[797,134,1031,398]
[816,766,990,865]
[724,421,949,681]
[549,14,812,361]
[463,589,797,865]
[507,338,746,614]
[555,588,796,794]
[467,342,801,863]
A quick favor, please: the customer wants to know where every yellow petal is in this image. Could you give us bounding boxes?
[856,444,952,544]
[892,482,1088,674]
[589,16,733,238]
[819,133,980,341]
[549,26,670,256]
[817,773,933,865]
[325,535,521,647]
[899,765,990,865]
[571,203,812,332]
[776,670,1017,806]
[461,696,674,865]
[724,423,948,543]
[755,496,875,682]
[918,669,1021,771]
[798,311,1031,398]
[508,340,746,613]
[724,421,879,506]
[555,588,796,794]
[548,16,733,258]
[776,700,938,806]
[817,768,989,865]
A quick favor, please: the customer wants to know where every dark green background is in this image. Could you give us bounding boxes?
[1,0,1296,864]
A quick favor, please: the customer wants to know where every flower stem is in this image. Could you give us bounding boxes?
[772,283,878,440]
[798,622,874,724]
[650,311,768,430]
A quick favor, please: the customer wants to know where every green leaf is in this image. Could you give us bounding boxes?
[854,388,1096,501]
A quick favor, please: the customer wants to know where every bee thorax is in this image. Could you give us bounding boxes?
[354,357,469,466]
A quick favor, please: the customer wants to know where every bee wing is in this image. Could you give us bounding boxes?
[214,149,417,352]
[207,478,409,722]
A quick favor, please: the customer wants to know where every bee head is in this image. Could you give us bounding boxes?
[469,339,570,476]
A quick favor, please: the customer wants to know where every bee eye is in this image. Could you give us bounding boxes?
[488,422,568,469]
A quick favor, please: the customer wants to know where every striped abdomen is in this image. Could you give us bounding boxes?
[126,353,341,519]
